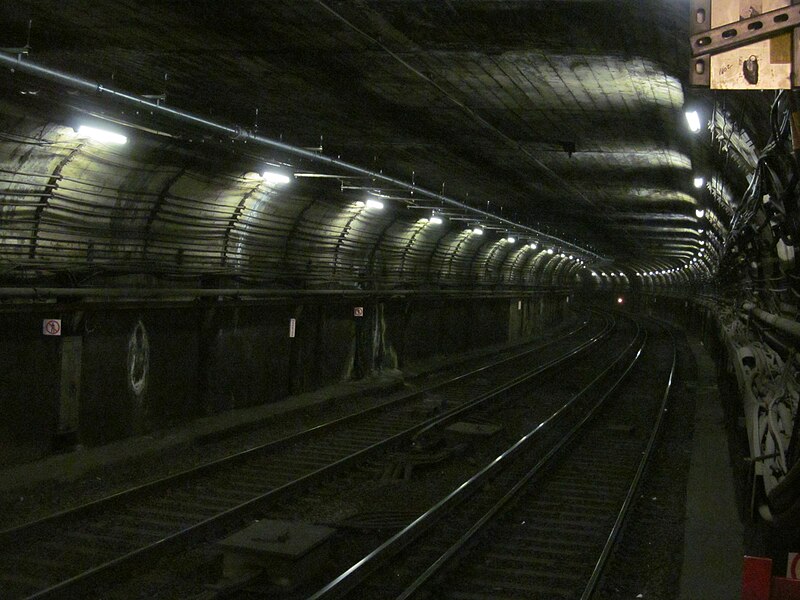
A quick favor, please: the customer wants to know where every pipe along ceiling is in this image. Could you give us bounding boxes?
[0,1,779,294]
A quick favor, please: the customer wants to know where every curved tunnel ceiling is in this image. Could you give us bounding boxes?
[0,1,771,290]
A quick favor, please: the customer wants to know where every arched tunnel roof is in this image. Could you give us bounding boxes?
[0,1,768,292]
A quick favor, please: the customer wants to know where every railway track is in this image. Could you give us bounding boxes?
[0,312,617,600]
[304,318,675,600]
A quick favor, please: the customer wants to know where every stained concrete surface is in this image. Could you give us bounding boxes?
[679,339,744,599]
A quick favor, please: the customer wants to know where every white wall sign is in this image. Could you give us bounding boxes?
[787,552,800,579]
[43,319,62,336]
[289,318,296,338]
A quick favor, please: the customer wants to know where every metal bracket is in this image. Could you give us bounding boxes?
[690,1,800,87]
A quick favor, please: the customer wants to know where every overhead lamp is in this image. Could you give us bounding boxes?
[429,215,443,225]
[263,171,292,185]
[591,271,598,276]
[365,198,384,210]
[694,177,705,188]
[507,235,516,244]
[472,226,484,235]
[77,125,127,145]
[529,242,538,250]
[685,110,702,133]
[546,248,555,255]
[695,208,705,218]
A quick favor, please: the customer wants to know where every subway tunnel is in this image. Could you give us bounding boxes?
[0,1,799,598]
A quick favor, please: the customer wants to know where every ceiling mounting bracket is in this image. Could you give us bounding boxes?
[690,0,800,88]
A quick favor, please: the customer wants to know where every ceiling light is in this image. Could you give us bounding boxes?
[472,227,484,236]
[529,242,538,250]
[546,248,554,255]
[685,110,702,133]
[366,198,384,210]
[263,171,291,185]
[695,208,705,218]
[507,236,516,244]
[77,125,127,145]
[694,177,704,188]
[429,215,443,225]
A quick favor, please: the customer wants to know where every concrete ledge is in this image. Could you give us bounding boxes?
[679,339,744,599]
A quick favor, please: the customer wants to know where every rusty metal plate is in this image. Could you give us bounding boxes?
[701,0,795,89]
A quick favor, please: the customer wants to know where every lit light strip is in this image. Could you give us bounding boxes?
[77,125,127,145]
[685,110,702,133]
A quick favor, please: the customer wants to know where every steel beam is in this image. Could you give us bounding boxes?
[689,1,800,87]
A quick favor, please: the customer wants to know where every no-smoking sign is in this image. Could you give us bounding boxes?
[788,552,800,579]
[43,319,62,336]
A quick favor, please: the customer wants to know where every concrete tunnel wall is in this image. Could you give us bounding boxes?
[0,293,570,465]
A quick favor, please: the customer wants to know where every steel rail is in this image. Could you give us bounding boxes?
[580,322,677,600]
[3,315,614,600]
[0,316,598,541]
[0,314,598,538]
[307,315,645,600]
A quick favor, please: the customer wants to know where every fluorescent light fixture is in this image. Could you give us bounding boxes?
[694,177,704,188]
[263,171,291,185]
[591,271,598,276]
[429,215,443,225]
[695,208,705,218]
[77,125,127,145]
[472,227,484,235]
[507,236,516,244]
[365,198,384,210]
[685,110,702,133]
